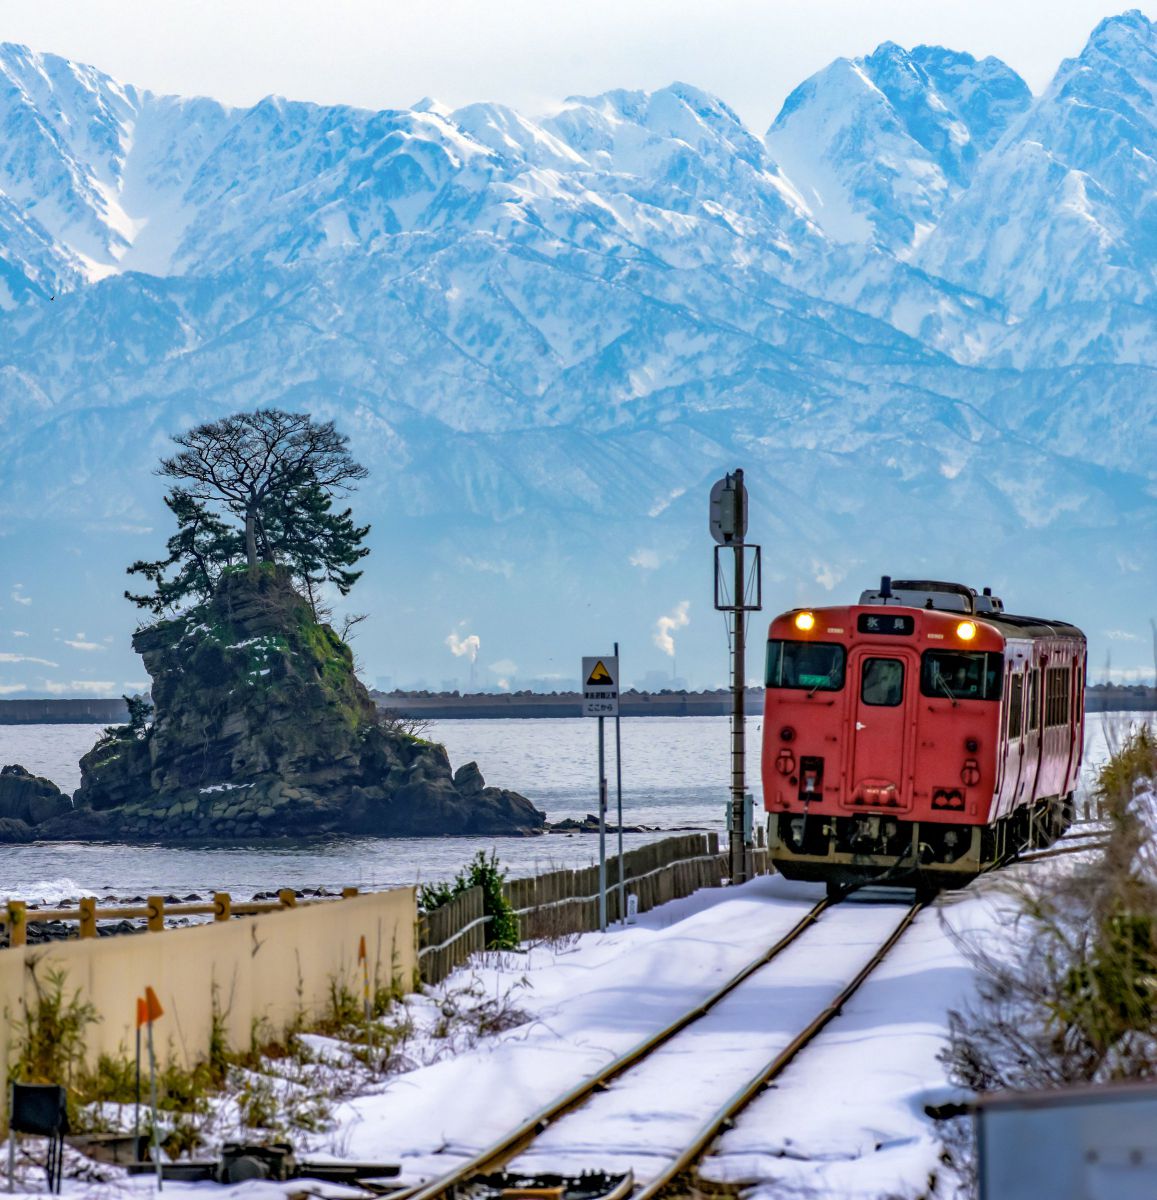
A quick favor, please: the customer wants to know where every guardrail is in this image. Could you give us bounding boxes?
[0,887,361,947]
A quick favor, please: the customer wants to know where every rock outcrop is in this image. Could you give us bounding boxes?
[40,568,545,842]
[0,765,71,840]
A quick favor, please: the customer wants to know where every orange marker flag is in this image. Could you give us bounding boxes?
[136,996,149,1028]
[357,935,367,964]
[144,986,164,1024]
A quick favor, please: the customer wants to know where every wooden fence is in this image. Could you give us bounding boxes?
[418,886,486,985]
[418,832,770,984]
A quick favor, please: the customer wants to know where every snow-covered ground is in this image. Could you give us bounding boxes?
[8,714,1150,1199]
[6,870,1003,1199]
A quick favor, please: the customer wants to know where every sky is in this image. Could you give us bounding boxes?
[1,1,1154,130]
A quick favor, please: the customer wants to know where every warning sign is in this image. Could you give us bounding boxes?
[582,654,619,717]
[586,660,614,686]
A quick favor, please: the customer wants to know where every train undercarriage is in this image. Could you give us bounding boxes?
[769,793,1076,898]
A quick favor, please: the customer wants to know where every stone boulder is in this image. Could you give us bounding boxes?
[69,568,545,841]
[0,816,34,843]
[0,764,71,830]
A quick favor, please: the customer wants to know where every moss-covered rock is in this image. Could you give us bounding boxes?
[50,569,544,841]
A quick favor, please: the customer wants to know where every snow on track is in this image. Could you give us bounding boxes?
[505,898,913,1183]
[332,877,936,1191]
[701,899,978,1198]
[337,878,828,1179]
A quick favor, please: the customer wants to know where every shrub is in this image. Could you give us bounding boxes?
[420,850,519,950]
[943,722,1157,1093]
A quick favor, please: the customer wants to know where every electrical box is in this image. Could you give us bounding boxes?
[724,792,754,843]
[978,1081,1157,1199]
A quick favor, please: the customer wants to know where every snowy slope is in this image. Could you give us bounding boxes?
[920,11,1157,311]
[767,42,1031,254]
[0,21,1153,696]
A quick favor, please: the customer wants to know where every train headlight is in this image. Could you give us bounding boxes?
[794,611,816,632]
[956,621,977,641]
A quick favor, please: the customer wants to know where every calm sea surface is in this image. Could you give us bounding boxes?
[0,712,1148,902]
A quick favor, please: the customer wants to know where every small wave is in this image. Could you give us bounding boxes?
[0,877,92,905]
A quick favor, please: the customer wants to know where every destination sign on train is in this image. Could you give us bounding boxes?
[856,613,916,636]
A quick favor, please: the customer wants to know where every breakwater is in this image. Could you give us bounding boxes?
[0,698,129,724]
[375,688,765,719]
[1,686,1153,724]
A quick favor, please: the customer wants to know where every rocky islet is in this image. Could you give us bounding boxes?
[1,569,545,842]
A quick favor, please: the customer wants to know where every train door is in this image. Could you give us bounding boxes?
[1005,668,1026,809]
[848,649,917,806]
[997,641,1031,820]
[1024,664,1043,803]
[1062,651,1085,797]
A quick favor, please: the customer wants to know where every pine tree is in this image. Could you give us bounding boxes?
[127,411,370,617]
[126,490,242,614]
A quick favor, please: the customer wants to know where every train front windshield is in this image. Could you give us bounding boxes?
[920,650,1004,701]
[766,640,846,691]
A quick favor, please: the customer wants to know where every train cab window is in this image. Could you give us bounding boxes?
[920,651,1003,701]
[765,640,846,691]
[861,658,904,707]
[1007,674,1024,739]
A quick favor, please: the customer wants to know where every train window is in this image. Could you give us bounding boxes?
[1007,674,1024,739]
[920,651,1003,701]
[1045,667,1071,727]
[861,658,904,707]
[765,640,846,691]
[1028,668,1040,730]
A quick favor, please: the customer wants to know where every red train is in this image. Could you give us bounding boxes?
[761,578,1086,896]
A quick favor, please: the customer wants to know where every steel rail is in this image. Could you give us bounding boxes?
[635,899,926,1200]
[1017,838,1110,864]
[395,896,833,1200]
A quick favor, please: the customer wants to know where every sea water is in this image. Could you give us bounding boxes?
[0,712,1146,902]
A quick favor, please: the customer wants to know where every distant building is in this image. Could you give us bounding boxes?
[521,675,581,693]
[639,669,687,692]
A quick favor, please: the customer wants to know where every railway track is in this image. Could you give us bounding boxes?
[1017,835,1109,864]
[392,831,1097,1200]
[397,895,925,1200]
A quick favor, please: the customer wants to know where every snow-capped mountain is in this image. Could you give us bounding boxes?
[0,15,1154,696]
[920,10,1157,311]
[767,42,1031,254]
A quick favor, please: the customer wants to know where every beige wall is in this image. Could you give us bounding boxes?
[0,889,417,1107]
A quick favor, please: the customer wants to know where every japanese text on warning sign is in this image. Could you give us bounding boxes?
[582,655,619,717]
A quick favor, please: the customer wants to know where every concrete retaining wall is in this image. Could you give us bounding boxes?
[0,888,417,1108]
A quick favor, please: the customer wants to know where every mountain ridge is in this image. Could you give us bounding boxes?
[0,16,1153,695]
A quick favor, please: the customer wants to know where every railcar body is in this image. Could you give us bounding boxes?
[762,579,1086,894]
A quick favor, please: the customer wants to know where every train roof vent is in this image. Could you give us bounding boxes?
[859,578,977,613]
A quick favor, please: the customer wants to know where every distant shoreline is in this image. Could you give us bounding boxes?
[1,685,1153,724]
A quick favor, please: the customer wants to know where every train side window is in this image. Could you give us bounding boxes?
[1045,667,1071,727]
[920,651,1004,701]
[766,640,846,691]
[1007,674,1024,739]
[1028,668,1040,730]
[861,658,904,707]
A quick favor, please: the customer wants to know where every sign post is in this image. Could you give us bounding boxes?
[582,654,619,932]
[138,987,165,1190]
[710,470,762,886]
[614,641,625,927]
